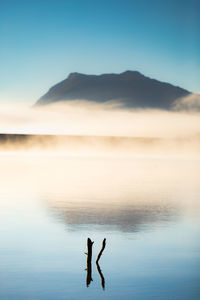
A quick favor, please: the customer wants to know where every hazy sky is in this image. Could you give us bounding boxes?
[0,0,199,104]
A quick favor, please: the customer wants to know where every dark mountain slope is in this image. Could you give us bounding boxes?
[36,71,190,109]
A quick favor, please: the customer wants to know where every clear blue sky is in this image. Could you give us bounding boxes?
[0,0,199,104]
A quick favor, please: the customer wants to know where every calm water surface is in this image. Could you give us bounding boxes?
[0,154,199,299]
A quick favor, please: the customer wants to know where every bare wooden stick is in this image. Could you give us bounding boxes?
[96,238,106,263]
[86,238,94,287]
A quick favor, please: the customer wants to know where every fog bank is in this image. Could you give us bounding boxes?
[0,100,200,137]
[0,99,199,157]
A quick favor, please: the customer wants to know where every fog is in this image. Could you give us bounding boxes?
[0,97,200,157]
[173,93,200,111]
[0,97,200,232]
[1,99,200,137]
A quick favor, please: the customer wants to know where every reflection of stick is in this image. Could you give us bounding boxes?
[86,238,94,287]
[96,238,106,263]
[96,261,105,290]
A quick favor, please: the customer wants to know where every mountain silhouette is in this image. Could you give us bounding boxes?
[36,71,190,109]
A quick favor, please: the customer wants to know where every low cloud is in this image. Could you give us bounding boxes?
[0,100,200,138]
[0,100,200,157]
[173,93,200,111]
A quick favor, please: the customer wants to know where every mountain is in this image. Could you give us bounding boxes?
[36,71,190,109]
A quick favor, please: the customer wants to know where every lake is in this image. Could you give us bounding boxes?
[0,153,199,299]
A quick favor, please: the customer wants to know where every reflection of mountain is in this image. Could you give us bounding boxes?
[1,154,198,234]
[46,199,177,232]
[36,71,190,109]
[38,158,189,233]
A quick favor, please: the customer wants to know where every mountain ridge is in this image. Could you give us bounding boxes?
[36,71,190,109]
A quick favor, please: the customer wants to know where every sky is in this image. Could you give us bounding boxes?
[0,0,199,104]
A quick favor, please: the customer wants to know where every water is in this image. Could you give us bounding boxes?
[0,153,199,299]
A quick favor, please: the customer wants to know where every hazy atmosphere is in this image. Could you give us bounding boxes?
[0,1,199,300]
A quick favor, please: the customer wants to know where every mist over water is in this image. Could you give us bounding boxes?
[0,99,200,158]
[1,99,200,137]
[0,97,200,299]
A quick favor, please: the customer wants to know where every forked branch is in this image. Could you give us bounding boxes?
[96,238,106,263]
